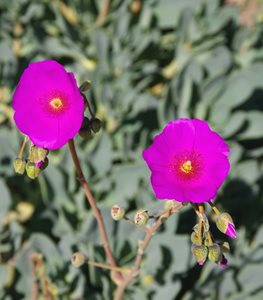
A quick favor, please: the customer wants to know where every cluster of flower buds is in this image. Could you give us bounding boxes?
[190,202,236,268]
[13,142,49,180]
[78,81,102,139]
[78,116,102,139]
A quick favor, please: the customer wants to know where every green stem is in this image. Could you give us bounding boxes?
[208,201,220,215]
[18,136,28,159]
[88,260,130,274]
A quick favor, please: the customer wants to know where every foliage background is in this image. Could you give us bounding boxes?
[1,0,263,299]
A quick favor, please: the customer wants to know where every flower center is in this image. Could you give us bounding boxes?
[181,160,192,173]
[169,150,203,181]
[50,98,63,110]
[38,90,69,116]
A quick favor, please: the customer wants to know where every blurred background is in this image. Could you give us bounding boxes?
[1,0,263,299]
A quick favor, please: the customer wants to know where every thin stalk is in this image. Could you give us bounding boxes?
[68,139,122,282]
[81,93,95,119]
[88,260,130,274]
[206,231,214,246]
[18,136,28,159]
[208,201,220,215]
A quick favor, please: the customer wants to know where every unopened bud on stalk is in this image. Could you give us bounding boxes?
[164,200,183,212]
[220,241,230,253]
[111,205,125,221]
[26,162,41,179]
[191,244,208,266]
[208,244,222,263]
[218,255,228,269]
[13,158,26,174]
[134,209,149,226]
[216,212,236,239]
[79,117,92,139]
[30,146,48,163]
[38,157,49,171]
[191,232,199,244]
[79,80,91,92]
[71,252,87,268]
[91,118,102,133]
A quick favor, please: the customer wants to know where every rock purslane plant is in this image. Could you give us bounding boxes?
[12,60,236,299]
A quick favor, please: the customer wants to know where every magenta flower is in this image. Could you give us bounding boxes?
[13,60,84,150]
[142,119,230,203]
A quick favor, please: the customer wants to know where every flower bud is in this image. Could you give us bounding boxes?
[208,244,222,263]
[111,205,125,221]
[36,157,49,171]
[191,232,199,244]
[218,255,228,269]
[71,252,87,267]
[164,200,183,212]
[13,158,26,175]
[191,244,208,266]
[216,212,236,239]
[30,146,48,163]
[79,80,91,92]
[220,241,230,253]
[91,118,102,133]
[26,162,41,179]
[134,209,149,226]
[79,117,92,139]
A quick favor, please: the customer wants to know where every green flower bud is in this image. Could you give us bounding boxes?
[208,244,222,263]
[204,237,210,247]
[164,200,183,212]
[191,244,208,266]
[111,205,125,221]
[30,146,48,163]
[40,157,49,171]
[26,162,41,180]
[134,209,149,226]
[13,158,26,175]
[220,241,230,253]
[71,252,87,268]
[91,118,102,133]
[191,232,199,244]
[216,212,236,238]
[79,80,91,92]
[79,117,92,139]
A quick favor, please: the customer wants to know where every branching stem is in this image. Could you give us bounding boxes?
[68,139,122,282]
[114,207,183,300]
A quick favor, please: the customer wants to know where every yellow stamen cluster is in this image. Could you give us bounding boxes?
[181,160,192,173]
[50,98,62,110]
